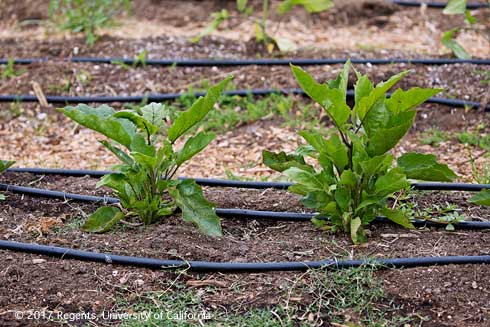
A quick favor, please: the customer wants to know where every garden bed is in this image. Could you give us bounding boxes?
[1,172,490,326]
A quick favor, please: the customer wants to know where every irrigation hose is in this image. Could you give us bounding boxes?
[390,0,490,9]
[1,183,489,230]
[0,240,489,272]
[7,167,490,192]
[2,57,490,66]
[0,88,488,111]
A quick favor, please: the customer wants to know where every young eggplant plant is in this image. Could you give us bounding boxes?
[59,77,232,236]
[0,160,15,200]
[263,61,457,244]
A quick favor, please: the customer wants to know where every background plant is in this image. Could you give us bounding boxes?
[263,61,457,243]
[192,0,333,52]
[0,160,15,200]
[49,0,131,45]
[442,0,490,59]
[1,58,27,80]
[59,77,232,236]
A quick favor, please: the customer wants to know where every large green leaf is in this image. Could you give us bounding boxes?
[170,179,222,236]
[386,87,442,114]
[367,111,415,156]
[350,217,367,244]
[140,103,170,130]
[443,0,467,14]
[113,110,158,136]
[278,0,333,14]
[441,28,471,59]
[175,132,216,166]
[353,74,373,117]
[326,59,350,99]
[59,104,136,148]
[375,169,409,197]
[262,150,313,172]
[291,64,350,127]
[284,167,324,192]
[167,76,232,142]
[382,207,414,229]
[357,71,408,121]
[130,134,155,157]
[0,160,14,173]
[99,141,134,165]
[323,134,349,171]
[397,152,457,182]
[82,206,125,233]
[469,190,490,206]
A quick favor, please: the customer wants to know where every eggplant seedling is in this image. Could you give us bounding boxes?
[263,61,457,244]
[59,77,232,236]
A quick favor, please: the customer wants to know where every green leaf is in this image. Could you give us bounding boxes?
[170,179,222,236]
[386,87,442,114]
[334,187,351,211]
[302,191,330,209]
[290,64,350,127]
[175,132,216,166]
[350,217,367,244]
[353,74,373,116]
[367,111,415,156]
[397,153,457,182]
[327,59,350,99]
[190,9,230,43]
[375,169,409,197]
[167,76,232,142]
[140,103,170,130]
[99,141,134,165]
[96,173,128,194]
[323,134,349,172]
[262,150,313,172]
[359,154,393,176]
[278,0,333,14]
[284,167,324,192]
[132,152,157,170]
[130,134,155,157]
[441,28,471,59]
[237,0,248,12]
[0,160,15,173]
[382,207,414,229]
[340,170,357,188]
[443,0,467,14]
[59,104,136,148]
[469,190,490,206]
[464,10,477,24]
[113,110,158,136]
[357,71,409,121]
[82,206,125,233]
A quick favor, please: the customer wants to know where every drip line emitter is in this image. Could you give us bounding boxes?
[1,167,490,272]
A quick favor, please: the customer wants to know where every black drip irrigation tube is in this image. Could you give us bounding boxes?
[1,239,490,272]
[0,88,488,111]
[391,0,490,9]
[2,57,490,66]
[1,182,490,229]
[7,167,490,192]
